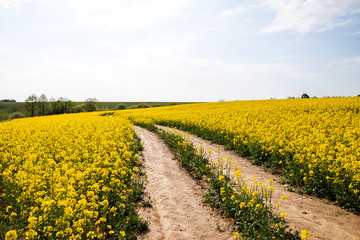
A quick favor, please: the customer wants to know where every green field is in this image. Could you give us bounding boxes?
[0,102,24,114]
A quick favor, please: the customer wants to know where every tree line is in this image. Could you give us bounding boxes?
[23,94,98,117]
[0,94,98,121]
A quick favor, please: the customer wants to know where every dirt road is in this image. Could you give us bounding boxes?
[157,125,360,240]
[135,126,233,240]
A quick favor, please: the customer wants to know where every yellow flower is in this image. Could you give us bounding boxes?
[301,230,311,240]
[280,212,287,220]
[281,195,287,200]
[233,232,239,238]
[26,229,38,239]
[120,231,126,237]
[234,170,242,179]
[219,175,225,181]
[6,206,12,213]
[86,231,95,239]
[5,230,17,240]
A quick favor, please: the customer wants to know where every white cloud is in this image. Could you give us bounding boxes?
[0,0,25,8]
[12,43,305,86]
[244,18,254,22]
[103,41,305,82]
[2,40,310,101]
[337,56,360,68]
[258,0,360,33]
[0,0,25,14]
[67,0,190,32]
[0,0,191,31]
[219,7,244,18]
[349,56,360,65]
[0,0,48,10]
[276,55,298,60]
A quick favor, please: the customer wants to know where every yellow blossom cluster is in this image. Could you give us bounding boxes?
[119,97,360,210]
[0,112,144,239]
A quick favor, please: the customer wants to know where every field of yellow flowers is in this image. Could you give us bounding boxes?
[121,97,360,211]
[0,113,147,239]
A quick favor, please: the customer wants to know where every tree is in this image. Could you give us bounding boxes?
[51,98,63,115]
[137,103,150,108]
[50,98,58,114]
[25,94,38,117]
[63,99,76,113]
[38,94,50,116]
[301,93,310,99]
[51,97,75,115]
[8,111,25,120]
[84,98,98,112]
[74,104,86,113]
[116,104,127,110]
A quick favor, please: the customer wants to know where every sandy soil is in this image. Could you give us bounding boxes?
[135,126,233,240]
[157,125,360,240]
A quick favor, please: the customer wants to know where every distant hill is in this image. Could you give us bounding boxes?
[0,102,23,114]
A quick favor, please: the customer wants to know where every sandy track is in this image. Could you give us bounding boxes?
[135,126,233,240]
[158,125,360,240]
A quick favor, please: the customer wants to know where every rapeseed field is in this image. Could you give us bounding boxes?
[1,113,146,239]
[122,97,360,210]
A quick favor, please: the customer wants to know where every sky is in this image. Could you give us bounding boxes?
[0,0,360,102]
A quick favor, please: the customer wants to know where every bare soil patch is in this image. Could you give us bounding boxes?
[158,125,360,240]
